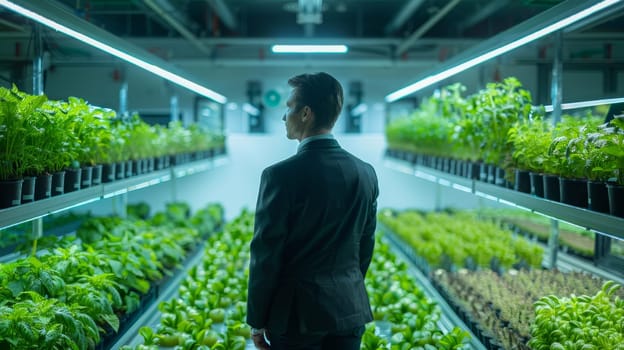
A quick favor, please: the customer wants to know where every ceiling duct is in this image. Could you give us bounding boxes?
[205,0,237,30]
[298,0,322,24]
[143,0,211,54]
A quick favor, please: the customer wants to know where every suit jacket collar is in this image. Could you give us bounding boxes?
[297,138,340,154]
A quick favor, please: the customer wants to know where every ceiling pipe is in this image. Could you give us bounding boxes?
[396,0,461,56]
[143,0,211,54]
[205,0,237,30]
[457,0,510,33]
[0,17,25,31]
[385,0,425,34]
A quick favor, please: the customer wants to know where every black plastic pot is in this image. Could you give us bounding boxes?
[559,177,588,208]
[80,166,93,189]
[115,161,126,180]
[494,167,506,187]
[587,181,609,214]
[530,172,544,197]
[52,171,65,196]
[479,163,488,182]
[21,176,36,203]
[64,168,82,193]
[92,164,103,186]
[467,162,480,180]
[487,164,495,184]
[607,184,624,218]
[514,170,531,193]
[102,163,115,183]
[146,157,155,172]
[125,160,133,178]
[543,174,560,201]
[163,154,171,168]
[132,159,141,176]
[0,179,23,208]
[35,173,52,200]
[154,156,164,170]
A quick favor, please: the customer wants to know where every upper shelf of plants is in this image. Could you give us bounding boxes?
[385,77,624,237]
[0,85,227,230]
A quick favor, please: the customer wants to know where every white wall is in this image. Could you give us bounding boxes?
[81,133,482,220]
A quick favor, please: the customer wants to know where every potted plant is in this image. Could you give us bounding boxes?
[475,78,534,187]
[600,115,624,217]
[583,123,615,213]
[508,113,550,194]
[0,85,46,208]
[548,114,603,207]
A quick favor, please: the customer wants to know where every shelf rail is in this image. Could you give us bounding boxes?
[0,155,229,231]
[384,157,624,240]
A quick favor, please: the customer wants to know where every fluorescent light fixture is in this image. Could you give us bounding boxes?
[242,103,260,116]
[544,97,624,112]
[385,0,621,103]
[350,103,368,116]
[271,45,348,53]
[0,0,227,104]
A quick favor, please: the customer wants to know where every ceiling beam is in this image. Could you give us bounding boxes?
[143,0,211,54]
[457,0,511,33]
[385,0,425,34]
[396,0,461,56]
[205,0,237,30]
[0,17,25,31]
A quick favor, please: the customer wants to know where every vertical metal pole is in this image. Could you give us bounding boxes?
[32,24,43,95]
[119,66,128,115]
[434,183,442,211]
[170,95,179,123]
[547,30,563,269]
[31,24,44,249]
[113,66,128,219]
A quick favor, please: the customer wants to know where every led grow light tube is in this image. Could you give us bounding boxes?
[0,0,227,104]
[385,0,622,103]
[544,97,624,112]
[271,45,348,53]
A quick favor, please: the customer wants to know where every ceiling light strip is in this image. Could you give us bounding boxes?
[0,0,226,104]
[385,0,622,103]
[543,97,624,112]
[271,45,348,53]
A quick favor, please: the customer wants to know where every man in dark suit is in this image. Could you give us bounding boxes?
[247,72,379,350]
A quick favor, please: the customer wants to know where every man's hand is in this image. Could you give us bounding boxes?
[251,328,270,350]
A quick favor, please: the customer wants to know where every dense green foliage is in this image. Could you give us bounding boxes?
[379,209,544,270]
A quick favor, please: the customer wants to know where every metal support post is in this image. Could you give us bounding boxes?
[31,218,43,240]
[170,94,179,123]
[434,183,442,211]
[32,24,43,95]
[112,193,128,218]
[119,66,128,116]
[546,30,563,268]
[547,219,559,268]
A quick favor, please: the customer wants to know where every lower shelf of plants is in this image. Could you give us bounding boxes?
[379,208,624,350]
[120,210,474,350]
[0,201,224,350]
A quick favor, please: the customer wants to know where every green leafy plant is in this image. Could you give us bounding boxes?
[598,115,624,184]
[529,281,624,349]
[545,113,603,179]
[0,85,47,180]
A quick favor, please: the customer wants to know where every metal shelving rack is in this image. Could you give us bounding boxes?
[0,155,229,231]
[384,156,624,278]
[385,158,624,240]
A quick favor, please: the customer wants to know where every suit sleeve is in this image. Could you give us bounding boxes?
[247,168,289,328]
[359,166,379,277]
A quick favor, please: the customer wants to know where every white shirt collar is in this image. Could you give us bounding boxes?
[297,133,334,152]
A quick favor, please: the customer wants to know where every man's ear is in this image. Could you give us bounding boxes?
[302,106,312,122]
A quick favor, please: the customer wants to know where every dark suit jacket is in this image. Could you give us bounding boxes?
[247,138,379,335]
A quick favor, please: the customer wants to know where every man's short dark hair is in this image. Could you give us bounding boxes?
[288,72,344,130]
